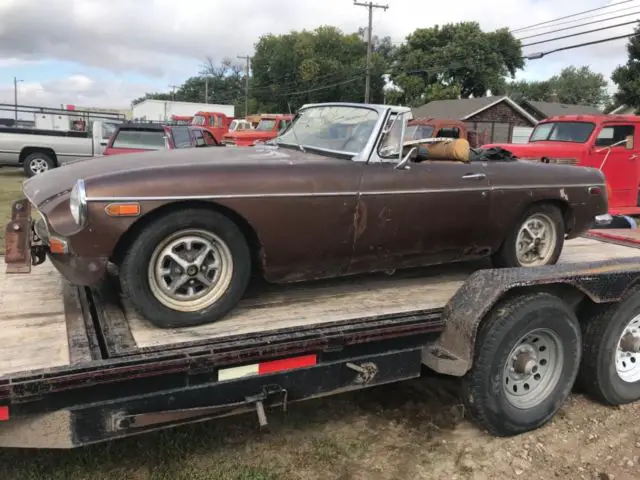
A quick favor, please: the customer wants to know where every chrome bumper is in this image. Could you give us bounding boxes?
[594,213,613,226]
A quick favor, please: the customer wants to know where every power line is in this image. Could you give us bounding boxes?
[514,4,640,33]
[518,10,640,41]
[353,1,388,103]
[511,0,635,33]
[524,32,639,59]
[278,76,364,96]
[521,19,639,47]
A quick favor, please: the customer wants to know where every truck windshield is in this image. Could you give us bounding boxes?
[111,129,166,149]
[405,124,434,141]
[276,105,379,155]
[192,115,206,126]
[256,119,276,131]
[529,122,594,143]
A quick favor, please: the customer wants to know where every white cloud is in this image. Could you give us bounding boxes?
[0,0,635,106]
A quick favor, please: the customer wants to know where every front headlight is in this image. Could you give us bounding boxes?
[69,178,87,226]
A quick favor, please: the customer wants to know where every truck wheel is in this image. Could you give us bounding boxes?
[461,293,581,436]
[577,287,640,405]
[492,204,564,268]
[120,209,251,328]
[23,152,55,177]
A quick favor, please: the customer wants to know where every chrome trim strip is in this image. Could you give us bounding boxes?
[85,183,604,202]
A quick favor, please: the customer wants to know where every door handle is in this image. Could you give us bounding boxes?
[462,173,486,180]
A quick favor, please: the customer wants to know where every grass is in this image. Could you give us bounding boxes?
[0,168,26,252]
[0,377,464,480]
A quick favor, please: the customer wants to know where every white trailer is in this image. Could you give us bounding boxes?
[131,100,235,122]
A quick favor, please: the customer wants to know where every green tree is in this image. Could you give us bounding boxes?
[505,66,609,106]
[389,22,523,106]
[612,24,640,113]
[250,25,393,112]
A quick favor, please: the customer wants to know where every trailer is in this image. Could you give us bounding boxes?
[2,233,640,449]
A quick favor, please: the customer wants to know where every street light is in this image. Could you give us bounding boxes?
[13,77,23,124]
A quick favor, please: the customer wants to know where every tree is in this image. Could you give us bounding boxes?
[505,66,609,106]
[389,22,523,106]
[612,24,640,113]
[250,26,393,112]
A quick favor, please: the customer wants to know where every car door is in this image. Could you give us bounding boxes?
[348,147,491,274]
[590,122,639,211]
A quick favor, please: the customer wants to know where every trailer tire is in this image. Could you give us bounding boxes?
[120,208,251,328]
[577,287,640,405]
[492,203,564,268]
[461,292,581,436]
[23,152,55,177]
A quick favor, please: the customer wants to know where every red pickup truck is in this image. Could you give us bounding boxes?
[222,114,293,146]
[485,114,640,218]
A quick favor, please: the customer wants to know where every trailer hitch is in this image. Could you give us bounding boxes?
[111,384,288,431]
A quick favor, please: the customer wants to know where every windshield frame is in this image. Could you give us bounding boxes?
[274,104,386,160]
[529,121,596,144]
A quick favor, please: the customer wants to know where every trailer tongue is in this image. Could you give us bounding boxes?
[2,235,640,448]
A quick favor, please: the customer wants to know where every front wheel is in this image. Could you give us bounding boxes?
[462,293,581,436]
[23,152,55,177]
[120,209,251,328]
[492,203,565,268]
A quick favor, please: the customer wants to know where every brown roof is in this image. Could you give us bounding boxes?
[411,96,538,125]
[522,100,602,118]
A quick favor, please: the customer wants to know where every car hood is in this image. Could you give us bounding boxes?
[482,141,586,159]
[23,145,306,207]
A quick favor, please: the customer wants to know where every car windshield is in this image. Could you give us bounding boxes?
[529,121,594,143]
[256,119,276,131]
[191,115,206,126]
[111,129,166,149]
[276,105,379,154]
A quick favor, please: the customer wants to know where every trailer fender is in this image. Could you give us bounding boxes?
[422,256,640,377]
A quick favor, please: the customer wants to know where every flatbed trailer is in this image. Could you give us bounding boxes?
[3,234,640,448]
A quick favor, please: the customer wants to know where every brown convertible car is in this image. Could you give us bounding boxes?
[5,102,609,328]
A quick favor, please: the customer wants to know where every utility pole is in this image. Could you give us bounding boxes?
[353,1,388,103]
[168,84,179,102]
[204,76,209,103]
[237,55,251,117]
[13,77,23,123]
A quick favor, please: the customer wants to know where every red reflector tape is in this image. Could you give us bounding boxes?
[218,354,318,381]
[0,406,8,421]
[258,354,317,375]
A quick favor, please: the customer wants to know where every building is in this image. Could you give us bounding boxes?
[131,99,235,122]
[519,100,602,120]
[411,96,538,144]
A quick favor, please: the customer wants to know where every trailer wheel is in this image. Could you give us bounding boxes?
[23,152,55,177]
[577,287,640,405]
[492,203,564,268]
[462,292,581,436]
[120,208,251,328]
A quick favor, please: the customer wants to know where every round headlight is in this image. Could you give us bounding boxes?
[69,179,87,226]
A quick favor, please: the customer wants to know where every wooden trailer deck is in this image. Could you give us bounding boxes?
[2,236,640,378]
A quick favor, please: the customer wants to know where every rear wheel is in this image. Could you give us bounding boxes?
[578,287,640,405]
[462,293,581,436]
[492,203,564,268]
[120,209,251,328]
[23,152,55,177]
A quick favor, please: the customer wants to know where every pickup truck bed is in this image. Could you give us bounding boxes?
[2,236,639,379]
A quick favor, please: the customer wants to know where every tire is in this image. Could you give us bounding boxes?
[577,286,640,405]
[120,208,251,328]
[461,293,581,437]
[492,203,565,268]
[23,152,55,177]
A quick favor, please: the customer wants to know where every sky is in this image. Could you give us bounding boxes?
[0,0,636,109]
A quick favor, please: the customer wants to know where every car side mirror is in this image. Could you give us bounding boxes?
[395,147,417,170]
[626,135,634,150]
